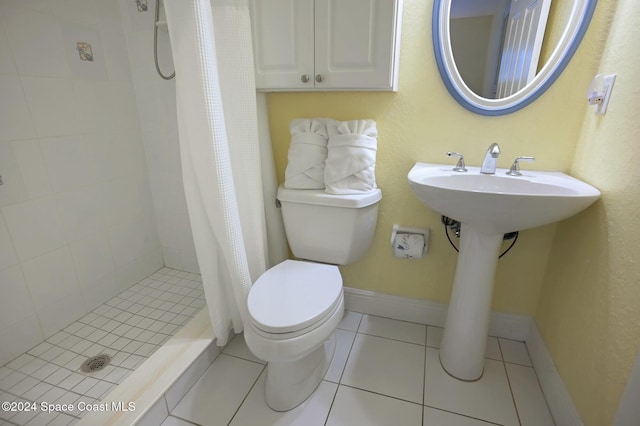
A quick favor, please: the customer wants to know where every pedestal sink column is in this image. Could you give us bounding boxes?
[439,225,504,381]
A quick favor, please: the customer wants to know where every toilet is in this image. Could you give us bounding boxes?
[243,186,382,411]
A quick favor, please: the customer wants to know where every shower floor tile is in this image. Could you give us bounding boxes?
[166,313,555,426]
[0,267,204,426]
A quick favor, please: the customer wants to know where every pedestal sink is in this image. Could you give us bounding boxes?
[408,163,600,380]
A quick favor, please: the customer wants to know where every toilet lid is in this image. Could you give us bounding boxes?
[248,260,343,334]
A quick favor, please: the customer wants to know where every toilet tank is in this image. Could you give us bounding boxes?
[277,186,382,265]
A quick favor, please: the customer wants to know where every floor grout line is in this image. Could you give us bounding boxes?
[499,338,523,426]
[226,365,266,426]
[183,312,553,426]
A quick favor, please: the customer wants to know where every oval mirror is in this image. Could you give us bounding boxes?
[433,0,598,116]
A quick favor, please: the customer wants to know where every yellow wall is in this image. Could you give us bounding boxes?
[268,0,611,315]
[535,0,640,423]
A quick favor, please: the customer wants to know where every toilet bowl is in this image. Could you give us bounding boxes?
[244,186,381,411]
[244,260,343,411]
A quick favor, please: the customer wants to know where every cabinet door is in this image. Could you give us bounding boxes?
[250,0,315,90]
[314,0,400,90]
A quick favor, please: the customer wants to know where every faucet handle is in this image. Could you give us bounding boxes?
[506,156,535,176]
[447,152,467,172]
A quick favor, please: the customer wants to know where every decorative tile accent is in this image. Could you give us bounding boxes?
[76,41,94,61]
[136,0,149,12]
[60,24,107,80]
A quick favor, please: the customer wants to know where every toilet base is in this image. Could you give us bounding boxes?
[265,333,336,411]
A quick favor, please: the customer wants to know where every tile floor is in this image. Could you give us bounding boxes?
[164,312,555,426]
[0,268,205,426]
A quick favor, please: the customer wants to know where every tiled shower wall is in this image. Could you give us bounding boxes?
[0,0,162,365]
[118,0,199,273]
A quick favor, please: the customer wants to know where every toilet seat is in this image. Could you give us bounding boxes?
[248,260,342,336]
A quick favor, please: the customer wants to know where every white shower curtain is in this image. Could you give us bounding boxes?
[163,0,287,345]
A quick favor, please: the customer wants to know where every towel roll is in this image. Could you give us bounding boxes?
[325,119,378,194]
[284,118,331,189]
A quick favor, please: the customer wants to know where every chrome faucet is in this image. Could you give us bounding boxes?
[480,143,501,174]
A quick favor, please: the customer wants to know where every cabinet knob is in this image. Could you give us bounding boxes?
[301,74,310,83]
[315,74,324,83]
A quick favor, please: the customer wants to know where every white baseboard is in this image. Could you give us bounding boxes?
[343,287,531,340]
[343,286,581,425]
[526,323,583,426]
[344,287,448,328]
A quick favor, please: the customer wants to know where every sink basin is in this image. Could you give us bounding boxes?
[407,162,600,381]
[408,163,601,234]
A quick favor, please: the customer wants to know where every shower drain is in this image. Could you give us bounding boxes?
[80,354,111,373]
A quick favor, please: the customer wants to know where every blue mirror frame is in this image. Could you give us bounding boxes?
[432,0,598,116]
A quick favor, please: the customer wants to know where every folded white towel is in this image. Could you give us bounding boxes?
[284,118,330,189]
[325,119,377,194]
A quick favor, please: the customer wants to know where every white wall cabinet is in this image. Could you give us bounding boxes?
[250,0,403,92]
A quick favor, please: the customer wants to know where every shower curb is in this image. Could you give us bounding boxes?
[78,309,217,426]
